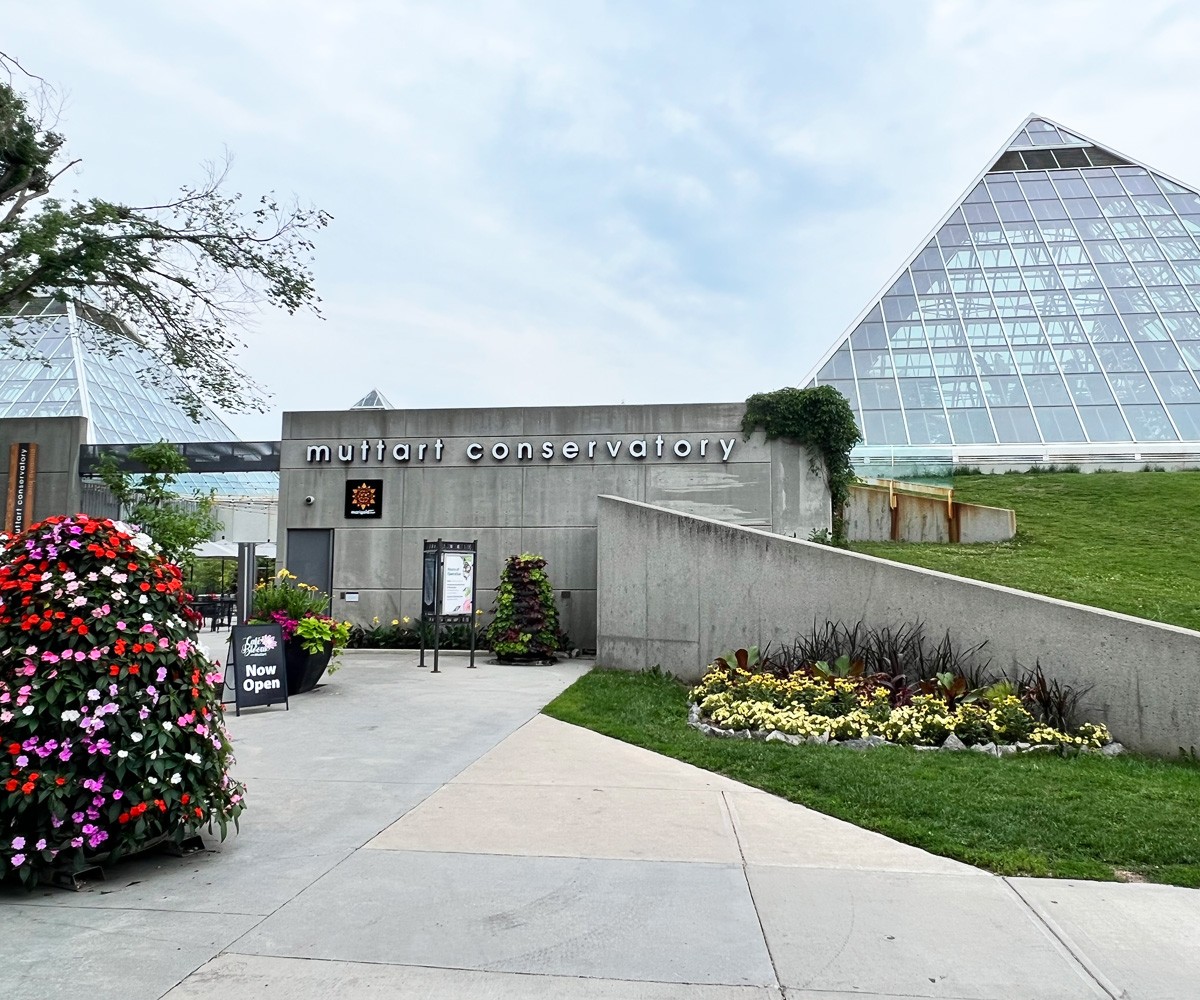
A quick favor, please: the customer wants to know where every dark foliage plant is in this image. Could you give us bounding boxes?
[486,554,560,660]
[761,619,992,697]
[1019,661,1092,732]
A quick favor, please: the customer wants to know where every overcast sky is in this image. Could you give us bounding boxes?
[8,1,1200,440]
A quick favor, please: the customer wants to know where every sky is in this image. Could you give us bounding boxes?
[7,1,1200,440]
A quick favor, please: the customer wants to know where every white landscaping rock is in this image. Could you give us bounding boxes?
[941,733,967,752]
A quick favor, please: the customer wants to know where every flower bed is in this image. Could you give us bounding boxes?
[689,644,1118,754]
[0,515,245,887]
[249,569,350,668]
[346,614,486,650]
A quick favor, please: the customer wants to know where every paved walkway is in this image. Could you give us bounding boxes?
[2,650,1197,999]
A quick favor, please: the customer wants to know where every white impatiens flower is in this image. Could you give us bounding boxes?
[184,752,201,764]
[117,750,129,759]
[61,710,81,722]
[170,773,182,785]
[130,732,143,743]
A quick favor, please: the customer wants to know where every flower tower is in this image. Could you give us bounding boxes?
[486,553,560,662]
[0,515,245,887]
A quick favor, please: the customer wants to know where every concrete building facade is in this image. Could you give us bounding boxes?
[277,403,830,648]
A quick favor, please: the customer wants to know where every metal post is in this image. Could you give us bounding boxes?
[236,542,257,625]
[432,539,442,673]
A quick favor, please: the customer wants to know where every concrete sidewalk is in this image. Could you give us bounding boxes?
[3,651,1197,999]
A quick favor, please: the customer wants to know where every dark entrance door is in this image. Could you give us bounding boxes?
[286,529,334,598]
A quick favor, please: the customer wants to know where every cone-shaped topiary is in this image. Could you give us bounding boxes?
[486,553,560,661]
[0,514,245,887]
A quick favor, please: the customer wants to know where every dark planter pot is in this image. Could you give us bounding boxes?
[284,640,333,694]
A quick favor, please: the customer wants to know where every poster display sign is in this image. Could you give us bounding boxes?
[441,551,474,615]
[420,539,479,672]
[225,623,289,715]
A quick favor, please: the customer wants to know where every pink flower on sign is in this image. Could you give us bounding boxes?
[261,634,277,650]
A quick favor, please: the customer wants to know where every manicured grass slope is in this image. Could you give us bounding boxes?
[853,470,1200,630]
[544,669,1200,887]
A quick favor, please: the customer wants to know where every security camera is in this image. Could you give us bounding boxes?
[304,496,315,506]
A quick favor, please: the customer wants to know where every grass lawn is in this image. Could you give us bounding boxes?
[544,668,1200,887]
[852,470,1200,630]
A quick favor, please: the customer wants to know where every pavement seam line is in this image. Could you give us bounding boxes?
[721,789,784,994]
[215,950,778,992]
[1000,877,1122,1000]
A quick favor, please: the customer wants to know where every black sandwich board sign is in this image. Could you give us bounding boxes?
[224,623,289,715]
[419,538,479,673]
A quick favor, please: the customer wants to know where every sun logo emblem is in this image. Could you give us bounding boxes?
[350,482,377,510]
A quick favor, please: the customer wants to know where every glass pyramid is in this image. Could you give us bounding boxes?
[350,387,393,409]
[0,297,277,496]
[807,115,1200,459]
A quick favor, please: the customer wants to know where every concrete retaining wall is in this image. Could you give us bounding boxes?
[596,495,1200,755]
[847,486,1016,543]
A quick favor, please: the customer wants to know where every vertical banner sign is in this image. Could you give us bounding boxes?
[225,623,289,715]
[5,442,37,536]
[419,539,479,672]
[421,546,438,620]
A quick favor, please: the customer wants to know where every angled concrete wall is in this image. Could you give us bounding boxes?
[596,495,1200,755]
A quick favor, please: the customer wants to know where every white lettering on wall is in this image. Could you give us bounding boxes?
[303,436,738,465]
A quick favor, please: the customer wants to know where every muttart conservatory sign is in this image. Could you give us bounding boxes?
[304,435,739,465]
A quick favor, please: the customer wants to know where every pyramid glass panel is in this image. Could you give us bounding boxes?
[808,116,1200,458]
[0,298,277,497]
[0,298,235,444]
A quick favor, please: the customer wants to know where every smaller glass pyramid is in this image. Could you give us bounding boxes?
[350,388,393,409]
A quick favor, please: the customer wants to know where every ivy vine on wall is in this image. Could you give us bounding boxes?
[742,385,862,542]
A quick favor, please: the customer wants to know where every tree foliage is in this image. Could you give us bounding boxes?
[95,442,221,564]
[0,56,329,416]
[742,385,862,542]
